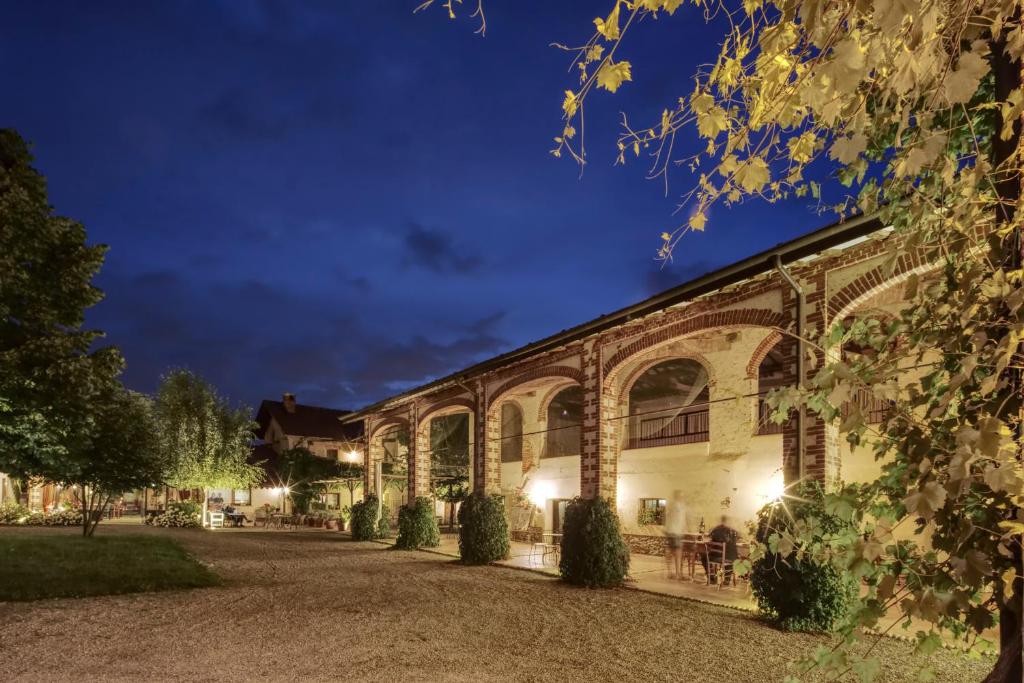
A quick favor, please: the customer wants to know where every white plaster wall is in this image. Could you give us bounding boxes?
[616,434,784,535]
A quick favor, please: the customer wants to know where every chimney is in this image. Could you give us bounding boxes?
[282,393,297,413]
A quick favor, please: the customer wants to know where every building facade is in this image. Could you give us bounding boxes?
[343,216,932,554]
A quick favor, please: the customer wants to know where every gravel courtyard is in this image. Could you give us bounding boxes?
[0,526,991,682]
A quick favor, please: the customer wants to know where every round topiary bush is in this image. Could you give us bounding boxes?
[559,496,630,587]
[350,494,381,541]
[394,496,439,549]
[458,492,510,564]
[750,485,858,632]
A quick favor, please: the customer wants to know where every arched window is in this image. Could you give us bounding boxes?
[500,402,523,463]
[545,386,583,458]
[430,413,470,478]
[757,343,786,434]
[627,359,710,447]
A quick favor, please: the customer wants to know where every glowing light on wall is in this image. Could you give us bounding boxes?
[759,472,786,502]
[529,480,556,509]
[345,450,361,463]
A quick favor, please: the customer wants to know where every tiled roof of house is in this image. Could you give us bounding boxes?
[255,399,363,441]
[248,443,283,488]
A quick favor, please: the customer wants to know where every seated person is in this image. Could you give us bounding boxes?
[700,515,740,582]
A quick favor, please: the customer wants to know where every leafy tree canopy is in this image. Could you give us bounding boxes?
[426,1,1022,679]
[0,129,123,482]
[154,369,261,492]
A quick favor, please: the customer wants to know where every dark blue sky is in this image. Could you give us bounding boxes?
[3,1,833,411]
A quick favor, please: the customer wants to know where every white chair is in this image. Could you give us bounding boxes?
[208,511,224,529]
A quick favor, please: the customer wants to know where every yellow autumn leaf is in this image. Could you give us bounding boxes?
[661,0,684,14]
[697,105,728,139]
[735,156,770,193]
[689,211,707,231]
[594,3,621,41]
[562,90,578,117]
[829,132,868,164]
[596,60,632,93]
[944,51,988,104]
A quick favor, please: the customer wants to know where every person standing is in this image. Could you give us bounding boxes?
[664,491,687,579]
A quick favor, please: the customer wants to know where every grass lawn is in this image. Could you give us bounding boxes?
[0,532,220,601]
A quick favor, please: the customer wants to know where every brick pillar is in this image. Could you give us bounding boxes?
[779,284,802,486]
[409,403,432,499]
[474,379,501,494]
[802,274,837,486]
[580,339,615,500]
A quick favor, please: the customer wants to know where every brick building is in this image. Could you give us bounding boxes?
[341,215,929,554]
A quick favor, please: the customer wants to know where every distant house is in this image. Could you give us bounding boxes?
[256,393,363,460]
[201,393,364,516]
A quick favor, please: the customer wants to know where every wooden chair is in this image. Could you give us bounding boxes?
[702,540,742,589]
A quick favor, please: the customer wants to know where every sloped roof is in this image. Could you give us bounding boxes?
[248,443,283,488]
[256,400,363,441]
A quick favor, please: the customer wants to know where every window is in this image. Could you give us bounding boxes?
[326,448,339,460]
[545,386,582,458]
[638,498,667,525]
[500,402,523,463]
[320,492,341,509]
[627,359,710,447]
[232,489,251,506]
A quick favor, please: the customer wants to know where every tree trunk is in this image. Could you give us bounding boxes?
[80,485,90,537]
[988,15,1024,683]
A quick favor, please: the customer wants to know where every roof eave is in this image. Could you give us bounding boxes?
[342,213,884,424]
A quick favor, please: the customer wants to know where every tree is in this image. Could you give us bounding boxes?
[427,2,1022,679]
[278,446,345,513]
[68,387,164,536]
[154,370,261,524]
[0,129,124,492]
[433,474,470,529]
[338,462,364,507]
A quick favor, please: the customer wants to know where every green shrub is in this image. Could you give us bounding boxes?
[44,508,83,526]
[377,503,391,538]
[559,496,630,587]
[0,502,29,525]
[350,495,380,541]
[394,497,439,549]
[458,492,509,564]
[749,485,858,632]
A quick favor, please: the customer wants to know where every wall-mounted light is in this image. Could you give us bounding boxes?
[345,450,361,463]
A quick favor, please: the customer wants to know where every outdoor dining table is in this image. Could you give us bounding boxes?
[531,533,562,566]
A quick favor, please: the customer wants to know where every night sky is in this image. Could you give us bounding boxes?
[3,1,835,412]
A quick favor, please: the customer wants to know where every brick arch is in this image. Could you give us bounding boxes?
[826,251,931,322]
[746,330,784,380]
[368,416,410,441]
[537,380,581,422]
[488,365,585,407]
[601,308,784,378]
[618,353,715,409]
[417,396,476,427]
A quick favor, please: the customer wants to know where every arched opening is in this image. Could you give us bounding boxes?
[376,424,410,517]
[544,385,583,458]
[627,358,710,448]
[838,315,894,425]
[500,402,523,463]
[756,343,786,435]
[429,412,470,530]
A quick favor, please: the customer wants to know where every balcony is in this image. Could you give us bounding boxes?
[626,405,709,449]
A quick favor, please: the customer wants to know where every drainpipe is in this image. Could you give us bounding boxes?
[774,255,806,482]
